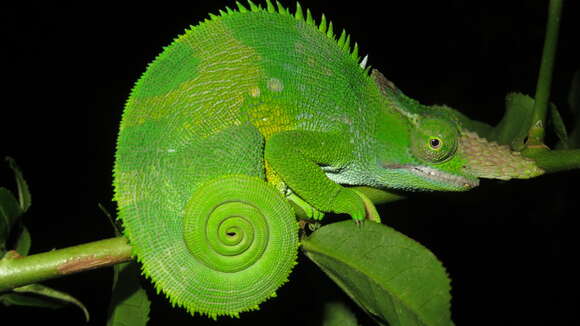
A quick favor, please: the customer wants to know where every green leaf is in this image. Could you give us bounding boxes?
[0,187,23,253]
[5,157,31,212]
[322,301,359,326]
[12,283,90,322]
[107,261,151,326]
[302,221,453,326]
[103,200,150,326]
[550,104,569,149]
[99,203,121,236]
[490,92,536,150]
[569,70,580,115]
[0,292,64,309]
[352,188,381,223]
[567,70,580,148]
[15,225,31,256]
[103,199,150,326]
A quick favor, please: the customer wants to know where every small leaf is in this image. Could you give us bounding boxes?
[5,157,31,212]
[567,70,580,148]
[550,103,569,149]
[322,301,359,326]
[99,203,121,236]
[568,70,580,115]
[107,261,150,326]
[491,93,536,150]
[351,189,381,223]
[103,202,150,326]
[0,187,23,252]
[302,221,453,326]
[0,292,64,309]
[15,225,31,256]
[13,284,90,322]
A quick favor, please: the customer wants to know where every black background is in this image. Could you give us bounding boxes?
[1,1,578,325]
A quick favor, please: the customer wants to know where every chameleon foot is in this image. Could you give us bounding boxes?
[287,193,325,220]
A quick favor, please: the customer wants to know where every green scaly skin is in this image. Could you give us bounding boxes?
[113,1,544,318]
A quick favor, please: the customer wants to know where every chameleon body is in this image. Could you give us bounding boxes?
[113,1,543,318]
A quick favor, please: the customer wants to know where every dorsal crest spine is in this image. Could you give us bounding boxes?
[201,1,368,73]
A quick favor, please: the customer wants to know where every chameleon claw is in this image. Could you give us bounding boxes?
[308,221,321,232]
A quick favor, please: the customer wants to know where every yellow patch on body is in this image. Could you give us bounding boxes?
[247,103,293,139]
[267,78,284,92]
[264,159,286,192]
[249,86,261,97]
[246,101,294,192]
[121,19,265,139]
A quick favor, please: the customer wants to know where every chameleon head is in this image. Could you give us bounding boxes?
[375,115,480,191]
[368,68,543,192]
[373,113,544,191]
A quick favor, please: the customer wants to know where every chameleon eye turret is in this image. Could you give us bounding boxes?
[410,118,459,164]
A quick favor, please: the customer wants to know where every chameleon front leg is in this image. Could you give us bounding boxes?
[286,192,325,220]
[265,130,366,221]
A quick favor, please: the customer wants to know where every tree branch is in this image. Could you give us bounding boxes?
[0,237,132,292]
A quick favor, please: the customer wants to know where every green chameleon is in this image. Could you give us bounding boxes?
[113,0,543,319]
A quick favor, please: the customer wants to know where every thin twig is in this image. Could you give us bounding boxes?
[527,0,563,147]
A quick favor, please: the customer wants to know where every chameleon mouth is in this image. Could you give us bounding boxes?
[383,163,479,190]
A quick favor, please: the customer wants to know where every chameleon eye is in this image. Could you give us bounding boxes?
[429,137,442,149]
[411,118,458,163]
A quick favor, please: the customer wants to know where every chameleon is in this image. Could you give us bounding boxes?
[113,0,543,319]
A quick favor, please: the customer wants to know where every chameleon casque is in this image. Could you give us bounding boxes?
[113,0,543,318]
